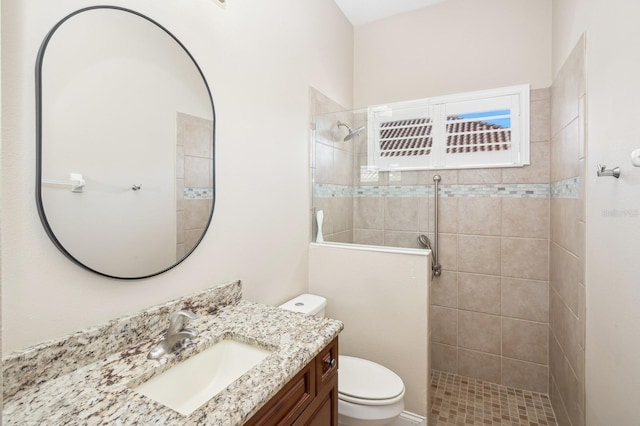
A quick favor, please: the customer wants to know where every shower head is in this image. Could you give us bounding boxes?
[337,120,365,142]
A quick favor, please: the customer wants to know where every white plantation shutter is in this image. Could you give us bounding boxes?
[368,100,433,170]
[368,85,530,171]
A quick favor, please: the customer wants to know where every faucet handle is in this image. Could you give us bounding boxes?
[167,310,199,334]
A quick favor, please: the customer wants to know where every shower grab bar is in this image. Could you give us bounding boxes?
[432,175,442,278]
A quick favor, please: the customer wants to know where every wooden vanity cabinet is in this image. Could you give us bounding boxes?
[245,337,338,426]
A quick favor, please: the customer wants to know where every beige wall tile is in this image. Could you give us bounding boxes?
[502,318,548,364]
[332,197,353,233]
[438,233,458,271]
[550,288,582,381]
[502,142,550,184]
[314,142,333,184]
[530,87,551,102]
[501,238,549,281]
[353,229,383,246]
[184,156,210,188]
[458,235,501,275]
[176,243,185,260]
[176,179,184,211]
[431,270,457,308]
[418,170,458,185]
[550,197,579,255]
[417,197,430,233]
[334,147,353,185]
[176,146,184,179]
[560,118,580,181]
[176,211,185,245]
[458,311,501,354]
[458,349,501,384]
[184,199,211,230]
[551,38,585,137]
[431,306,457,346]
[501,278,549,323]
[457,198,501,236]
[182,123,212,159]
[549,242,579,314]
[432,343,457,374]
[502,358,548,393]
[530,97,551,142]
[384,231,420,249]
[501,198,549,239]
[353,196,385,229]
[425,197,457,234]
[184,229,203,254]
[550,376,572,426]
[458,273,500,315]
[385,197,419,231]
[457,168,502,184]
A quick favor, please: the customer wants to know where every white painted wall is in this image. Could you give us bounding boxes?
[353,0,552,107]
[1,0,353,353]
[553,1,640,424]
[308,244,430,416]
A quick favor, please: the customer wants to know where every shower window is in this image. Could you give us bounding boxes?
[368,84,530,171]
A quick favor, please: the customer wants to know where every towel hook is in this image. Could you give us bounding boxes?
[596,164,620,178]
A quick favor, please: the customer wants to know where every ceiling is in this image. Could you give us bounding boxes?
[333,0,450,26]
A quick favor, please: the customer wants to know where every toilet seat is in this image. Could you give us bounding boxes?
[338,356,405,406]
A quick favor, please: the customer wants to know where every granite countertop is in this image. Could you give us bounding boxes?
[3,281,343,425]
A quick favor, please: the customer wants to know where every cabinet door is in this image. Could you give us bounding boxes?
[245,362,315,426]
[316,338,338,390]
[305,386,337,426]
[293,374,338,426]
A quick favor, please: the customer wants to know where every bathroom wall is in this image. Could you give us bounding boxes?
[552,0,640,424]
[353,0,552,107]
[548,36,586,426]
[1,0,353,353]
[346,0,554,394]
[308,244,430,416]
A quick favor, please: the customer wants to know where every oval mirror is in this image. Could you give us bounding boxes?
[36,6,215,279]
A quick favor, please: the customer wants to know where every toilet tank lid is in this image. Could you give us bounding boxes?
[278,294,327,315]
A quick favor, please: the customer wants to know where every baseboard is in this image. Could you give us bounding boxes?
[394,411,426,426]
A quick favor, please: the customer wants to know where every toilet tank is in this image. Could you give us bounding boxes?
[279,294,326,317]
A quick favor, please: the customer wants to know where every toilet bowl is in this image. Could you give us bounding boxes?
[279,294,406,426]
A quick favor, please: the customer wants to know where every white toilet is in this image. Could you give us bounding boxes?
[279,294,405,426]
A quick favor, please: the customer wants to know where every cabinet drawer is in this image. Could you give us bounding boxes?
[315,337,338,392]
[245,362,315,426]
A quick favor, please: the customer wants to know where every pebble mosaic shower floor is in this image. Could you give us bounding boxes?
[430,371,558,426]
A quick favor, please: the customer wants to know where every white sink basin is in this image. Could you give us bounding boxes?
[132,338,272,416]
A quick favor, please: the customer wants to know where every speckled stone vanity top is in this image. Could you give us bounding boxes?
[2,280,343,425]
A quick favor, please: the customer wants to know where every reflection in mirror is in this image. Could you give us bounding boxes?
[36,6,215,279]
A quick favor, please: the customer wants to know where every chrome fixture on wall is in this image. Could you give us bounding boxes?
[596,164,620,178]
[432,175,442,278]
[337,120,365,142]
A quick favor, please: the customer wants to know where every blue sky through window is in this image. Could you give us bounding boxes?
[458,109,511,128]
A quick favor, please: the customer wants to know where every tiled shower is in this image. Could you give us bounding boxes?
[310,35,585,426]
[176,112,214,260]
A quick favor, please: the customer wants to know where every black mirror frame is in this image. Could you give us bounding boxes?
[35,5,216,280]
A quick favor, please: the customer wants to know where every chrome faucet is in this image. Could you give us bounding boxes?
[147,310,199,360]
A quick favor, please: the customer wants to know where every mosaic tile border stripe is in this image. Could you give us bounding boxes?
[550,177,579,199]
[316,179,580,199]
[315,183,550,198]
[184,187,213,199]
